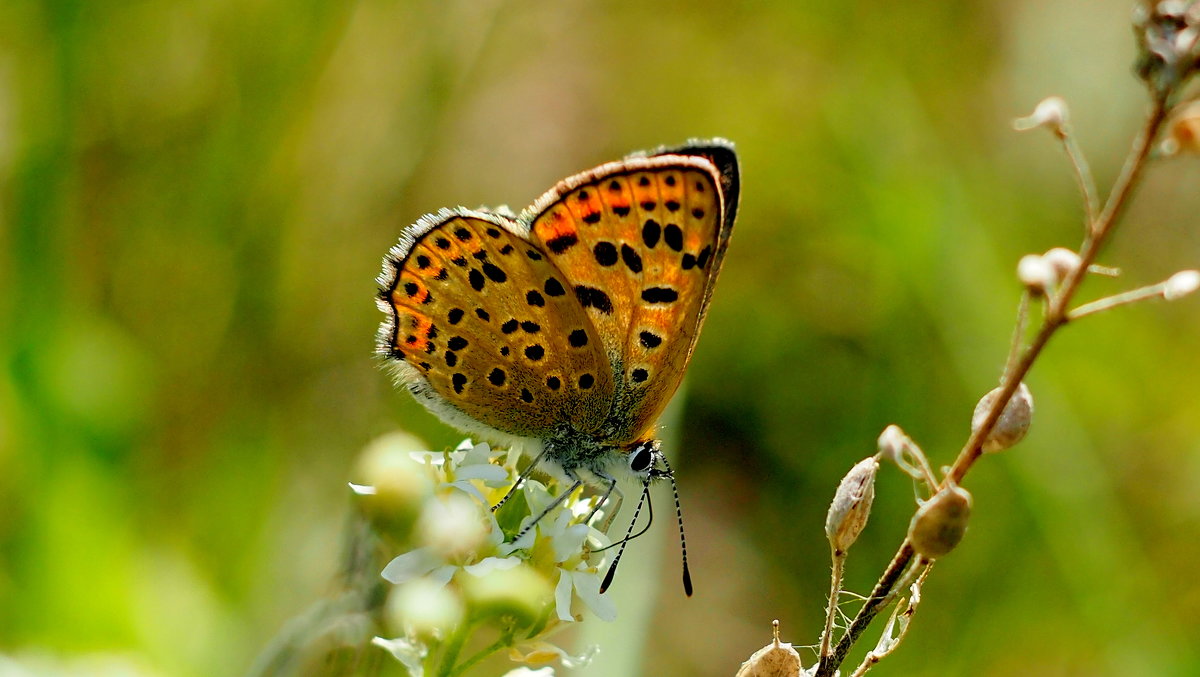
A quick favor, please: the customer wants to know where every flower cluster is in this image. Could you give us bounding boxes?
[353,435,616,676]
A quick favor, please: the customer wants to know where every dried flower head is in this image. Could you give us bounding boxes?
[908,484,973,560]
[1134,0,1200,94]
[972,382,1034,453]
[825,456,880,556]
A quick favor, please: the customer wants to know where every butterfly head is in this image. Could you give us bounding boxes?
[624,439,667,480]
[604,438,693,596]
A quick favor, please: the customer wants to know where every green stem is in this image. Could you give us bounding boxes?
[447,623,516,677]
[437,619,475,677]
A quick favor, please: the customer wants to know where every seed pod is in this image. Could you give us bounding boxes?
[825,456,879,556]
[908,484,972,560]
[735,620,802,677]
[972,382,1034,452]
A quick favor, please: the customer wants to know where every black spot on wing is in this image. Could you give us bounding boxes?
[664,224,683,252]
[544,278,566,297]
[642,287,679,304]
[642,220,661,248]
[593,242,618,266]
[621,244,643,273]
[575,286,613,314]
[546,234,579,254]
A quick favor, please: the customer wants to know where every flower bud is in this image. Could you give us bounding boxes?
[1163,269,1200,300]
[825,457,879,556]
[417,492,490,561]
[908,484,972,560]
[462,562,553,628]
[354,432,433,537]
[1042,247,1081,281]
[972,382,1034,452]
[735,620,803,677]
[1017,255,1055,294]
[876,425,907,462]
[1013,96,1069,135]
[386,577,464,639]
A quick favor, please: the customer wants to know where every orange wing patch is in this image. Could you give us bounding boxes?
[381,214,614,438]
[527,158,726,444]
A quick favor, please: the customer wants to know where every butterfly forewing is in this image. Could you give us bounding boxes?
[527,154,731,444]
[380,213,614,438]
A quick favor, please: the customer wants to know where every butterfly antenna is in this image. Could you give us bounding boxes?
[594,481,655,552]
[658,456,693,597]
[599,480,651,593]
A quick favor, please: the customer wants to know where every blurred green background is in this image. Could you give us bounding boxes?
[3,0,1200,675]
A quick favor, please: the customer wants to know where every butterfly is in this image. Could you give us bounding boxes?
[376,139,739,595]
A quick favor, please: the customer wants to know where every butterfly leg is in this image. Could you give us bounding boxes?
[513,472,584,543]
[491,445,552,513]
[585,471,624,534]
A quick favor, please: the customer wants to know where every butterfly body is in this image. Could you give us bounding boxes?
[377,140,739,525]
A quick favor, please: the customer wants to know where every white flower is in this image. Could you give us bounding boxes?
[371,439,621,674]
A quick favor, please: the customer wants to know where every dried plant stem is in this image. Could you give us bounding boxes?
[1068,281,1170,319]
[814,94,1169,677]
[1061,130,1101,226]
[848,564,932,677]
[819,552,846,659]
[1002,291,1032,381]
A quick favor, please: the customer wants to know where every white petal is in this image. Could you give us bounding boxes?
[559,645,599,669]
[552,523,590,563]
[463,556,522,576]
[348,482,376,495]
[554,569,575,622]
[570,570,617,622]
[428,564,457,587]
[372,636,427,676]
[447,480,488,505]
[484,507,505,547]
[455,463,509,484]
[462,441,492,465]
[382,548,440,584]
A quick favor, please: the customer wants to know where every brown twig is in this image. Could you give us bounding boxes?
[814,93,1170,677]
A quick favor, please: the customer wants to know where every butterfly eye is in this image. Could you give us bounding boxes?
[629,443,654,473]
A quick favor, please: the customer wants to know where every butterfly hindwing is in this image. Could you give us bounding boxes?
[378,211,615,439]
[526,142,738,444]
